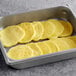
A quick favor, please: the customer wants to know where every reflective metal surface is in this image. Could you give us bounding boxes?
[0,6,76,69]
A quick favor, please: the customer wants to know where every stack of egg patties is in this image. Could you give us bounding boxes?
[0,19,75,60]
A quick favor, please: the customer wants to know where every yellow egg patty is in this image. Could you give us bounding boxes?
[59,20,73,37]
[32,21,44,41]
[7,45,33,60]
[0,25,25,47]
[19,22,35,43]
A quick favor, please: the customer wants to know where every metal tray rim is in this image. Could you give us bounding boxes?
[0,6,76,69]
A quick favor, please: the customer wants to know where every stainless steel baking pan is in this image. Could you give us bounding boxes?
[0,6,76,69]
